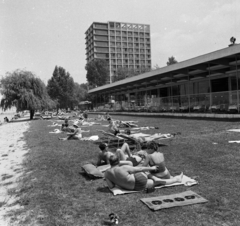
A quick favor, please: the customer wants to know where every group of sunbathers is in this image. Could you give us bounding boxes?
[96,141,183,192]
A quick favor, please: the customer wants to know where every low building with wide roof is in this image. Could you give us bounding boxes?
[88,44,240,116]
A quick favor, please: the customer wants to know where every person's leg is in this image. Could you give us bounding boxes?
[120,142,132,157]
[58,137,68,140]
[116,149,127,160]
[150,172,183,186]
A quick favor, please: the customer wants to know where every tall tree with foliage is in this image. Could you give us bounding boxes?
[167,56,178,66]
[47,66,75,110]
[72,83,88,107]
[0,69,56,119]
[112,67,150,83]
[85,59,109,87]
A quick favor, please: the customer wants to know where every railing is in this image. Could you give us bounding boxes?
[92,91,240,113]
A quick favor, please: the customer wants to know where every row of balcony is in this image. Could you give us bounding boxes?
[111,61,151,65]
[86,30,150,38]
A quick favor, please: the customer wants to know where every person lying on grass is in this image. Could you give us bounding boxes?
[97,142,143,167]
[95,114,106,121]
[58,122,89,140]
[119,131,175,143]
[76,119,101,126]
[104,155,183,191]
[115,120,138,128]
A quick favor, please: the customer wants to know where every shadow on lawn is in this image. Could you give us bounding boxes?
[96,186,111,193]
[79,172,101,181]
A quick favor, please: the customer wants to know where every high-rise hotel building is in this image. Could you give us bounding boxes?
[85,21,151,82]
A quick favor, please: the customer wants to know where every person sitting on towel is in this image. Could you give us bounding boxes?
[58,122,89,140]
[104,155,183,191]
[83,110,88,121]
[61,119,69,130]
[96,143,114,166]
[141,141,171,179]
[60,119,75,133]
[108,118,120,136]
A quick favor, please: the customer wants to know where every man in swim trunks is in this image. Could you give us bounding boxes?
[104,155,183,191]
[96,143,114,166]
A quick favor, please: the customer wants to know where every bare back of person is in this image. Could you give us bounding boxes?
[105,165,135,190]
[98,151,114,165]
[148,152,170,178]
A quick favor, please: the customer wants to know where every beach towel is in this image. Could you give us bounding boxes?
[228,140,240,143]
[47,124,60,127]
[227,129,240,132]
[49,129,62,134]
[80,135,99,141]
[109,175,198,195]
[141,190,208,211]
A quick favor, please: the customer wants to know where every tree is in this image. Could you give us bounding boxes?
[47,66,75,110]
[167,56,178,66]
[72,83,88,107]
[85,59,109,87]
[112,67,150,83]
[0,69,56,120]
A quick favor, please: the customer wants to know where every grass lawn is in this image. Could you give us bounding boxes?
[6,114,240,226]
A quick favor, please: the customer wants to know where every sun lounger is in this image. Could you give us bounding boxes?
[97,130,125,148]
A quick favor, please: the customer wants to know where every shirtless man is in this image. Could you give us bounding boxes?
[105,155,183,191]
[96,143,114,166]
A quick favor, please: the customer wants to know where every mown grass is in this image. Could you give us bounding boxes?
[5,115,240,226]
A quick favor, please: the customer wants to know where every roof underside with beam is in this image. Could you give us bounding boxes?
[88,44,240,95]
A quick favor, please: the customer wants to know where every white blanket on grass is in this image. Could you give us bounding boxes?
[109,175,198,196]
[229,140,240,143]
[49,129,62,134]
[227,129,240,132]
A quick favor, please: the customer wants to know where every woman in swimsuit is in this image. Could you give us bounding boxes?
[142,141,171,179]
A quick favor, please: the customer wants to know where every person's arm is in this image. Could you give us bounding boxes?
[67,128,78,136]
[142,155,150,167]
[96,152,103,166]
[105,178,115,189]
[124,165,157,174]
[105,153,112,165]
[119,160,133,166]
[81,130,90,133]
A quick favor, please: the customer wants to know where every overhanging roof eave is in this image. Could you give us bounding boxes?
[88,44,240,94]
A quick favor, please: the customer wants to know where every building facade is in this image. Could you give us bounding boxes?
[85,21,151,82]
[88,44,240,115]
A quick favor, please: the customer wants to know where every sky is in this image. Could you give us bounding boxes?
[1,0,240,85]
